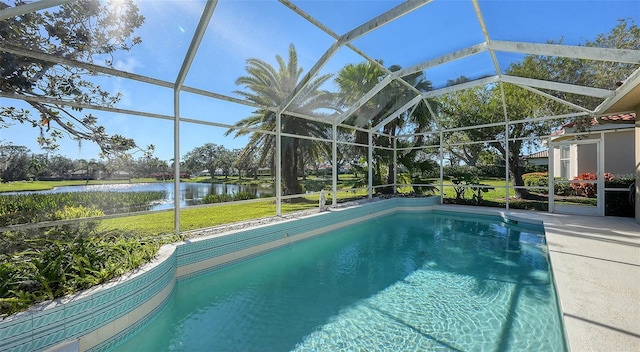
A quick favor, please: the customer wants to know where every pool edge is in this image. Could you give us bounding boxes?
[3,197,572,352]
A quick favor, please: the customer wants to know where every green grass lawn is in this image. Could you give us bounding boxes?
[97,188,370,236]
[1,175,597,237]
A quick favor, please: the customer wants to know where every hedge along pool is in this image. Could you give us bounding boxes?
[108,211,566,352]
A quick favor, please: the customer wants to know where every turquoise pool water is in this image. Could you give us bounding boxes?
[111,212,566,351]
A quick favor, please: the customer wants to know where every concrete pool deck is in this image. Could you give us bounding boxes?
[442,205,640,352]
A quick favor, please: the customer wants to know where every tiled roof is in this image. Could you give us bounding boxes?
[554,112,635,135]
[561,117,598,129]
[523,150,549,159]
[598,112,636,123]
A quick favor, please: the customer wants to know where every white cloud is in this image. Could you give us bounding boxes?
[114,57,142,73]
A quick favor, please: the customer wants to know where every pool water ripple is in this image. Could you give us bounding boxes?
[111,212,566,352]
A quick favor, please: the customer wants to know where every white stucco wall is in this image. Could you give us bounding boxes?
[577,143,597,175]
[553,129,635,179]
[604,130,635,176]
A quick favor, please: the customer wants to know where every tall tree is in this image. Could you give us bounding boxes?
[437,19,640,199]
[514,19,640,111]
[218,147,238,179]
[0,144,30,181]
[226,44,337,195]
[336,62,433,191]
[183,143,228,178]
[233,148,259,179]
[439,76,488,167]
[0,0,145,154]
[48,155,74,178]
[439,77,561,198]
[28,153,49,180]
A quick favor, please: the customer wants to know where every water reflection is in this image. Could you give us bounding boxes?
[6,182,273,210]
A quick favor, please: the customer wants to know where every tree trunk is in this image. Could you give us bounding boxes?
[282,139,302,195]
[509,152,531,199]
[383,127,396,194]
[491,140,532,199]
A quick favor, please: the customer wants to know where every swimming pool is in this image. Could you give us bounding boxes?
[109,211,566,351]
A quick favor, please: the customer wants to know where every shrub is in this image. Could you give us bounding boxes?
[572,173,614,197]
[48,205,105,239]
[0,231,178,317]
[0,192,179,317]
[604,175,635,217]
[522,172,573,195]
[553,181,574,196]
[523,172,548,188]
[446,167,479,200]
[605,175,634,188]
[201,192,255,204]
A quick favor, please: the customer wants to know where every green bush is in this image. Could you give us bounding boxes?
[201,192,255,204]
[0,231,178,317]
[523,172,548,188]
[0,192,178,317]
[605,176,634,188]
[605,176,634,217]
[554,181,574,196]
[522,173,573,196]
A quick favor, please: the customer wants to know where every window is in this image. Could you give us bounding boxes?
[559,145,571,179]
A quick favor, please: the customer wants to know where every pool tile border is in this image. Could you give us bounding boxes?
[2,196,506,352]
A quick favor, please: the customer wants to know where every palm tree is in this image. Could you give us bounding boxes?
[226,44,336,195]
[336,62,433,191]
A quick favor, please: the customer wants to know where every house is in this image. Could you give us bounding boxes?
[550,112,635,179]
[522,150,549,166]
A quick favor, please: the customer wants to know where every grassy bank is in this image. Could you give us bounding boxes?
[0,178,159,192]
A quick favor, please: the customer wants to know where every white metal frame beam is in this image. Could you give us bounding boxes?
[500,75,614,98]
[490,40,640,64]
[334,75,394,124]
[0,0,75,20]
[280,0,436,125]
[277,0,431,114]
[394,42,489,79]
[172,0,218,232]
[511,83,593,113]
[333,42,488,125]
[423,75,499,98]
[372,96,423,131]
[472,0,501,76]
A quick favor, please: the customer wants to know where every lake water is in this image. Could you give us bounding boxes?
[6,182,273,210]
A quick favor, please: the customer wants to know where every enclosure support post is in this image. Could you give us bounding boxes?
[276,112,282,215]
[172,0,217,234]
[635,104,640,223]
[173,92,181,234]
[548,143,555,213]
[598,133,605,216]
[393,137,397,194]
[505,123,510,210]
[439,131,444,204]
[332,123,338,206]
[368,131,373,199]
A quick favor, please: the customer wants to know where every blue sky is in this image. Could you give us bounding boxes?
[1,0,638,162]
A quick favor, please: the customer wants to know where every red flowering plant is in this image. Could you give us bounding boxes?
[571,172,614,197]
